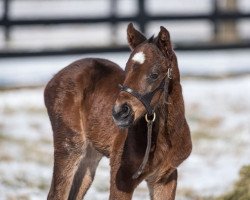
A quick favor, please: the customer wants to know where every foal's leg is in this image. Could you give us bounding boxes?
[45,90,87,199]
[47,120,86,200]
[147,169,178,200]
[109,165,138,200]
[68,142,103,200]
[109,134,141,200]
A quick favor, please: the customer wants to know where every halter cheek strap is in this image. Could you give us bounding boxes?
[119,79,165,116]
[119,68,172,116]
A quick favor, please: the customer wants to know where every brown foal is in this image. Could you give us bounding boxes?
[44,23,192,200]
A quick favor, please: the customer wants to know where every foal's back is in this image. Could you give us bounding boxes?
[44,58,124,156]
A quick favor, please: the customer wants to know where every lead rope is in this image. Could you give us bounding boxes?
[132,113,156,179]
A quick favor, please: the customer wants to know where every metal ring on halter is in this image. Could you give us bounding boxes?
[145,112,156,122]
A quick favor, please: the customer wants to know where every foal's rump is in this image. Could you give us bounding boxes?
[44,58,124,155]
[45,58,124,199]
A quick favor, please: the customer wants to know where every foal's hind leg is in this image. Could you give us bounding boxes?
[47,120,86,200]
[68,142,103,200]
[45,90,86,199]
[147,169,178,200]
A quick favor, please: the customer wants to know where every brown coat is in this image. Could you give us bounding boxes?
[45,23,192,200]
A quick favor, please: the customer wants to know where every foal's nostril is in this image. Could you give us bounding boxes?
[121,104,130,116]
[112,104,131,120]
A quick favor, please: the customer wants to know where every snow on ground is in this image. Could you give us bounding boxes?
[179,76,250,197]
[0,52,249,199]
[0,0,249,198]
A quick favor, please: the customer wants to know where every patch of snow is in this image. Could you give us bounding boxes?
[0,56,249,199]
[0,74,249,199]
[179,75,250,196]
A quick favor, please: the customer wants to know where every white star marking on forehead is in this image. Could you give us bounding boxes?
[132,52,145,64]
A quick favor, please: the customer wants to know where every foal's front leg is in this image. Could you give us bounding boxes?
[109,134,141,200]
[109,164,141,200]
[147,169,178,200]
[109,163,140,200]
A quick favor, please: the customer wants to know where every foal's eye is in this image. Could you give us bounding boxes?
[149,73,159,80]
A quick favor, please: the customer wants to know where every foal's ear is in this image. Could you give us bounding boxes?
[127,23,146,50]
[156,26,173,58]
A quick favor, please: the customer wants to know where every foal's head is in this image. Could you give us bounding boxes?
[112,23,179,128]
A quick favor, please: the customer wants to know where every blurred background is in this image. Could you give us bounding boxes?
[0,0,250,199]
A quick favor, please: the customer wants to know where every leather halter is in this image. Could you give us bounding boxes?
[119,68,172,117]
[118,67,173,179]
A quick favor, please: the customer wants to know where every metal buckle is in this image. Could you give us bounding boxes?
[167,68,173,79]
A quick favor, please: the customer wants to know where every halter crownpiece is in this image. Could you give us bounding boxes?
[118,67,173,179]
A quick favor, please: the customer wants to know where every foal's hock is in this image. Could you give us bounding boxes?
[45,23,192,200]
